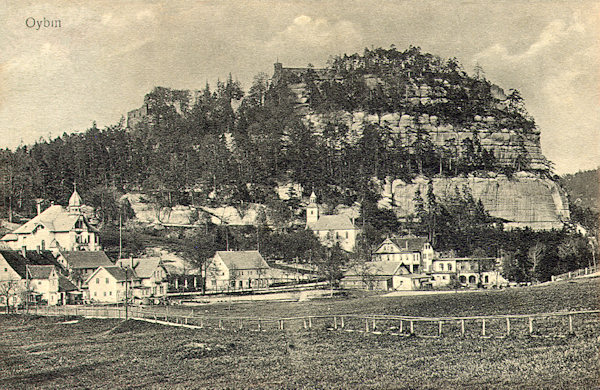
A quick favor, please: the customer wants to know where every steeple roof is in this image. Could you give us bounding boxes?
[68,189,82,208]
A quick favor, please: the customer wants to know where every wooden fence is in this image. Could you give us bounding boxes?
[551,265,599,282]
[30,305,600,338]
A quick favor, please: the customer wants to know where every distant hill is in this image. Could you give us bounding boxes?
[561,168,599,212]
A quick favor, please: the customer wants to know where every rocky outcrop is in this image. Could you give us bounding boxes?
[303,111,547,170]
[379,173,570,230]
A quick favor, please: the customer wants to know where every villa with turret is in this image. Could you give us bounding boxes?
[0,189,101,252]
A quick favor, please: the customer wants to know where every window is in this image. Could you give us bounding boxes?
[109,291,112,296]
[345,232,349,239]
[3,268,6,272]
[448,264,452,271]
[94,292,97,296]
[104,292,107,296]
[439,263,444,271]
[105,278,109,284]
[96,278,99,284]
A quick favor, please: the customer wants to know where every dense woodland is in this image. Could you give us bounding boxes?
[0,47,595,283]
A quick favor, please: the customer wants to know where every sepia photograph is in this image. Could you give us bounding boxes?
[1,0,599,388]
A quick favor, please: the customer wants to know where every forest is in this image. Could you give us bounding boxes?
[0,46,594,283]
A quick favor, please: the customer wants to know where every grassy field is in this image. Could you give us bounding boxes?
[1,278,599,389]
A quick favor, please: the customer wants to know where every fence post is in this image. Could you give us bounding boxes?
[399,320,403,333]
[372,319,376,331]
[341,316,345,329]
[461,319,465,336]
[334,316,337,330]
[365,318,369,332]
[239,319,242,330]
[506,317,511,336]
[257,320,261,331]
[410,320,414,335]
[308,317,312,329]
[200,318,203,328]
[568,315,573,334]
[281,320,284,330]
[482,319,486,337]
[438,321,443,337]
[528,317,533,335]
[219,319,223,329]
[303,318,307,329]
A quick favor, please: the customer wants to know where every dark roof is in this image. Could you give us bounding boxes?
[60,251,113,269]
[308,215,356,231]
[0,250,63,279]
[389,236,429,252]
[102,266,139,282]
[215,251,269,270]
[58,275,78,292]
[28,265,55,279]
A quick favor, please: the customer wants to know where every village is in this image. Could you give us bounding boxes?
[0,187,511,311]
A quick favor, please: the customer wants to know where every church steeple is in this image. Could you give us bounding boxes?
[306,191,319,227]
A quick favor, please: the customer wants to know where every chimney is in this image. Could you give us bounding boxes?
[21,246,26,258]
[36,200,41,216]
[36,245,41,254]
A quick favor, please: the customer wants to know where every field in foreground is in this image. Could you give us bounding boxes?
[1,278,599,389]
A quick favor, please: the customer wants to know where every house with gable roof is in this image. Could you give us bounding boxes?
[116,257,169,298]
[0,189,101,252]
[206,251,271,291]
[372,236,435,273]
[56,250,113,288]
[340,261,430,291]
[85,265,140,303]
[305,192,359,252]
[0,249,66,306]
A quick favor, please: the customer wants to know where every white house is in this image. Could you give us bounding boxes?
[206,251,271,291]
[0,189,101,252]
[306,192,359,252]
[430,257,508,288]
[372,236,435,273]
[56,250,113,288]
[85,266,140,303]
[116,257,169,298]
[340,261,429,291]
[0,250,65,307]
[27,265,60,305]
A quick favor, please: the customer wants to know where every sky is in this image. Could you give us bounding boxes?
[1,0,598,174]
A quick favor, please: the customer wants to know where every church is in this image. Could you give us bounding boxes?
[0,188,101,252]
[305,192,359,252]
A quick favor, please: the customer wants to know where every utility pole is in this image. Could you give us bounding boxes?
[25,264,29,314]
[118,208,123,260]
[124,265,129,321]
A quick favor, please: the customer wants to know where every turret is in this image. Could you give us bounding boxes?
[306,191,319,227]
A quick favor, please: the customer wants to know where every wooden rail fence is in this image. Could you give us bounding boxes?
[29,305,600,338]
[552,265,599,282]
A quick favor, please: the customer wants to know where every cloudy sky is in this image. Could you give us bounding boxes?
[1,0,598,174]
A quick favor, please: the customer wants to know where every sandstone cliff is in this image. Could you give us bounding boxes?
[379,173,569,230]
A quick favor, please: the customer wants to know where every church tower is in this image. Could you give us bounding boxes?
[306,191,319,227]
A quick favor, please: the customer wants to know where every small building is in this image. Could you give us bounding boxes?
[0,250,65,307]
[306,192,359,252]
[0,189,101,252]
[430,257,508,288]
[116,257,169,298]
[85,266,140,304]
[56,250,113,288]
[341,261,429,291]
[372,236,435,273]
[27,265,60,305]
[206,251,271,291]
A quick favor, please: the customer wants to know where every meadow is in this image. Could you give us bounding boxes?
[1,278,599,389]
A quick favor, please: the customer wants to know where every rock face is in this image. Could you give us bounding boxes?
[380,173,570,230]
[303,111,546,170]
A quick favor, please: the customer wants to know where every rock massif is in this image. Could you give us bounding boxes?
[378,173,570,230]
